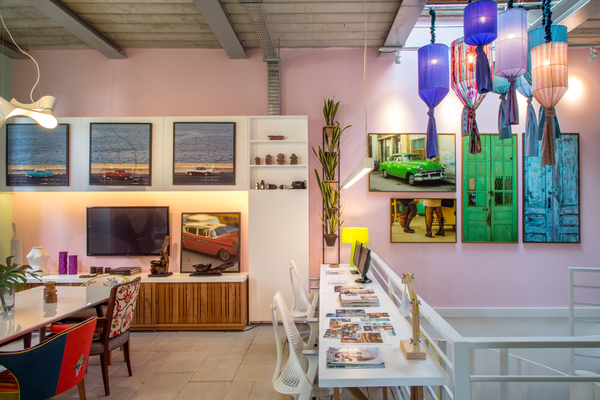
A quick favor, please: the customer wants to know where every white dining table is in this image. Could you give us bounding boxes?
[0,286,111,345]
[318,264,449,399]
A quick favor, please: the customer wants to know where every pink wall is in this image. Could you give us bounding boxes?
[12,47,600,308]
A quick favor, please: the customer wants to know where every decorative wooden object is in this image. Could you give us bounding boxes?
[150,236,173,277]
[268,135,284,140]
[265,154,273,165]
[255,156,261,165]
[290,154,298,165]
[400,272,427,360]
[190,261,236,276]
[276,154,285,165]
[43,281,57,303]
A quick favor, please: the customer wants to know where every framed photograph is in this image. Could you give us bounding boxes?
[6,123,69,186]
[89,123,152,186]
[173,122,235,185]
[523,133,580,243]
[368,133,456,192]
[390,198,457,243]
[462,134,518,243]
[180,212,240,273]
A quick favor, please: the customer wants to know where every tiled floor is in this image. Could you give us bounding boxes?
[7,325,399,399]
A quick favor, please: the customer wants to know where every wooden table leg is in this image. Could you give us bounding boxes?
[334,387,340,400]
[23,332,32,348]
[410,386,423,400]
[382,387,388,400]
[348,387,370,400]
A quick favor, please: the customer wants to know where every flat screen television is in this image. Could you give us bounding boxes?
[352,240,363,267]
[355,245,372,284]
[87,206,169,256]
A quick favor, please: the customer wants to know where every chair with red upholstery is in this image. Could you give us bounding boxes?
[0,316,97,400]
[91,277,141,396]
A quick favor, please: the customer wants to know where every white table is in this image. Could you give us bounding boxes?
[0,286,111,345]
[318,264,449,398]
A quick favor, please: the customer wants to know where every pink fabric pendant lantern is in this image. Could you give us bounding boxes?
[531,0,568,166]
[451,37,492,154]
[495,6,528,126]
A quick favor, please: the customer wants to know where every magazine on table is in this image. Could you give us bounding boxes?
[334,284,364,292]
[340,332,384,344]
[339,292,380,307]
[335,309,367,318]
[326,347,385,368]
[326,270,344,275]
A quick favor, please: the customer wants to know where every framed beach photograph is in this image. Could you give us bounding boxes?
[173,122,235,185]
[462,134,518,243]
[6,123,69,187]
[523,133,580,243]
[89,123,152,186]
[180,212,240,273]
[390,198,457,243]
[368,133,456,192]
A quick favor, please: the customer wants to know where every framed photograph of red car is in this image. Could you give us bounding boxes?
[368,133,456,192]
[6,123,70,187]
[89,123,152,186]
[390,198,457,243]
[180,212,241,273]
[173,122,236,185]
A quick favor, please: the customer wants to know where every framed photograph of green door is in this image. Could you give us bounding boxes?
[462,134,518,243]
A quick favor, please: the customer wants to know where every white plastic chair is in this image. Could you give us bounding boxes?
[289,260,319,347]
[271,291,332,400]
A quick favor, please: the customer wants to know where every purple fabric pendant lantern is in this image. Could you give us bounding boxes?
[464,0,497,94]
[495,7,527,126]
[418,9,449,159]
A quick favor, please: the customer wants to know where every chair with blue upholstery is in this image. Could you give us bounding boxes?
[0,316,97,400]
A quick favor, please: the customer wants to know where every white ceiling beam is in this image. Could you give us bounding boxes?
[23,0,125,59]
[380,0,429,57]
[193,0,247,59]
[529,0,600,31]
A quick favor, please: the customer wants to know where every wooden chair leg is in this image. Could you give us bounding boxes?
[333,388,340,400]
[77,379,87,400]
[410,386,423,400]
[23,332,32,348]
[382,386,388,400]
[123,339,133,376]
[99,352,111,396]
[108,350,112,365]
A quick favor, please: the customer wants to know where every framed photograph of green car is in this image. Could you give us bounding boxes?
[462,134,518,243]
[523,133,580,243]
[89,123,152,186]
[173,122,236,185]
[390,198,457,243]
[368,133,456,192]
[180,212,241,273]
[6,123,69,186]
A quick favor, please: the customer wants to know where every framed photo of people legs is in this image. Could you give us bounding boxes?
[180,212,240,273]
[390,198,457,243]
[6,123,69,187]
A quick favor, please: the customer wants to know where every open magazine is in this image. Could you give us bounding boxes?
[326,347,385,368]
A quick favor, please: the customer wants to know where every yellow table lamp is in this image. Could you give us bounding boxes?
[341,227,369,266]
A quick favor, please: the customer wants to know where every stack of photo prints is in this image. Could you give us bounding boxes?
[323,310,395,344]
[326,347,385,369]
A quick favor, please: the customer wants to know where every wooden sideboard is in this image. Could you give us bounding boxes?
[26,273,248,331]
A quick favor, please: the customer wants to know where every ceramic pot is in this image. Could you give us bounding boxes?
[324,234,338,247]
[324,125,335,136]
[26,246,50,276]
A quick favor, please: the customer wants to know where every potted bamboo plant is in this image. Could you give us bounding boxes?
[320,206,344,247]
[0,256,42,314]
[323,97,339,137]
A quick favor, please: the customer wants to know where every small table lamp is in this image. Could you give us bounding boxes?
[341,227,369,266]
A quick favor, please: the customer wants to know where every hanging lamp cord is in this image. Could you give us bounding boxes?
[543,0,552,44]
[507,0,514,8]
[429,8,436,44]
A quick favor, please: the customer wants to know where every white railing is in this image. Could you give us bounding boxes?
[368,252,600,400]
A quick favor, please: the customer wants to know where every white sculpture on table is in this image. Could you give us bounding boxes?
[26,246,50,276]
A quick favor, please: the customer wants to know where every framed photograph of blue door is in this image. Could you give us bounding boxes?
[523,133,580,243]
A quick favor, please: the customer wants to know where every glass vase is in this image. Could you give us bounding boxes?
[0,286,15,314]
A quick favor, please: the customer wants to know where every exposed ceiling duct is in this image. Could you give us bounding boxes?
[240,0,280,115]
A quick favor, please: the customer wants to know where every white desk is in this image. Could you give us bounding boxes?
[0,286,111,345]
[318,264,449,393]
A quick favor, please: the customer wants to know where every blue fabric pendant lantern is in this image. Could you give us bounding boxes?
[464,0,497,94]
[418,9,449,159]
[495,6,527,126]
[492,68,512,140]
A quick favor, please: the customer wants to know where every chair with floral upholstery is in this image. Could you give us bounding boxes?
[91,277,141,396]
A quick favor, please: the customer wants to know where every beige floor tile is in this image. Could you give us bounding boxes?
[190,356,244,382]
[156,350,210,373]
[208,347,249,358]
[129,350,158,366]
[242,352,279,365]
[143,335,204,351]
[130,332,162,350]
[177,330,225,339]
[223,327,259,339]
[142,350,175,367]
[108,359,160,383]
[247,381,290,400]
[246,343,278,356]
[234,364,276,382]
[232,339,252,351]
[52,381,100,399]
[134,372,192,396]
[195,336,236,352]
[223,381,253,400]
[128,391,179,400]
[175,382,230,400]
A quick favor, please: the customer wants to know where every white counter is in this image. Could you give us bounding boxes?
[28,272,249,284]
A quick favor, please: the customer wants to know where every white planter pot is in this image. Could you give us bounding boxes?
[26,246,50,276]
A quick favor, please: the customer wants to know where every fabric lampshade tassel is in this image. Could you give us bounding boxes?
[493,68,511,139]
[523,95,539,156]
[418,9,449,159]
